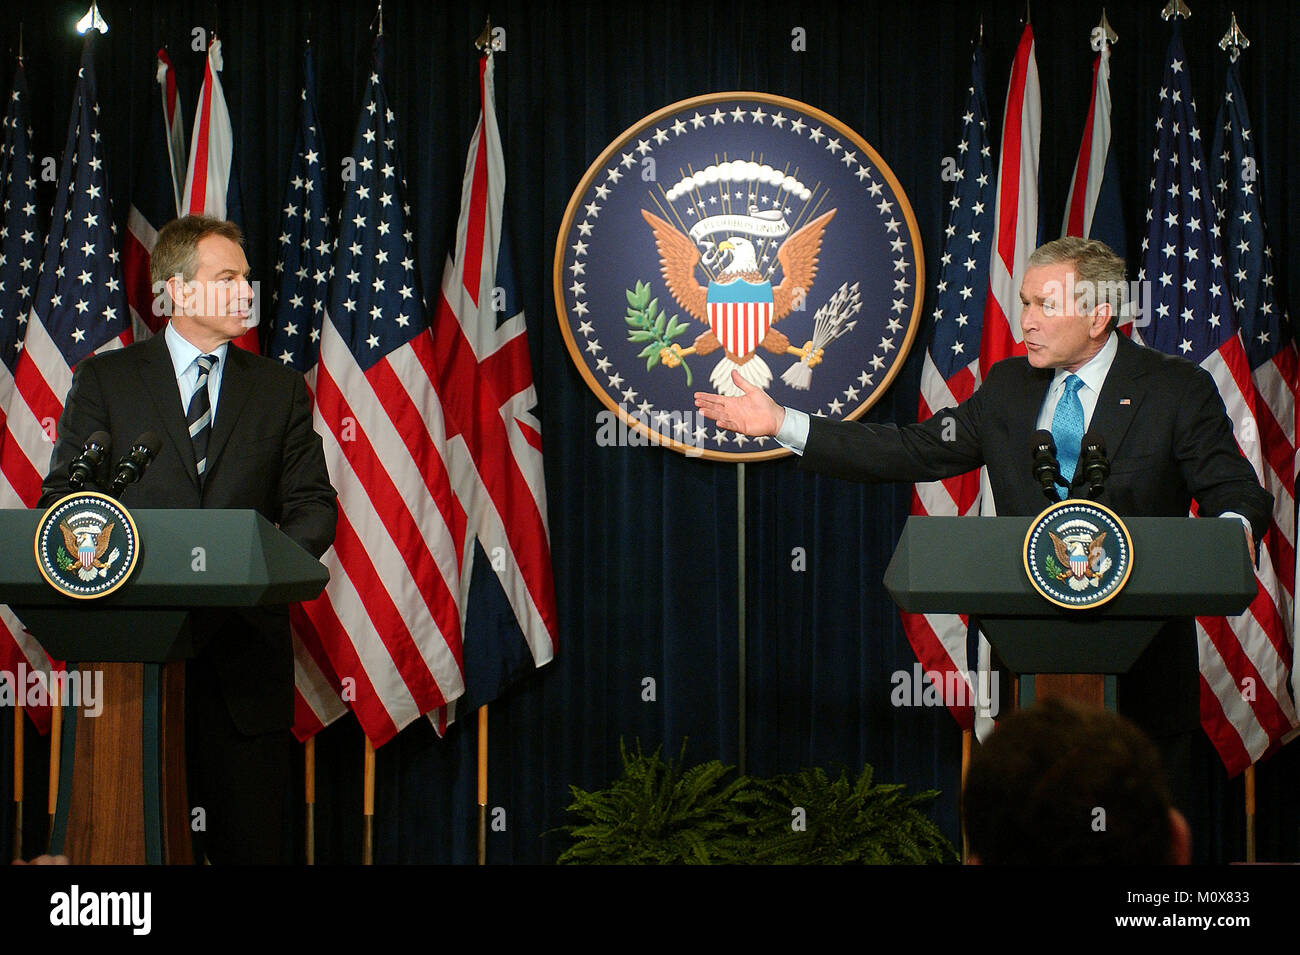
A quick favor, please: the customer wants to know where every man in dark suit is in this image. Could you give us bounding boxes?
[694,237,1271,809]
[40,215,337,863]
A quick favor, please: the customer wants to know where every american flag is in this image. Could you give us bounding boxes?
[0,59,40,494]
[428,50,557,729]
[978,22,1038,377]
[1062,37,1125,272]
[1134,27,1296,773]
[261,45,348,741]
[0,58,53,733]
[181,37,258,353]
[123,49,186,340]
[899,47,994,730]
[299,38,466,746]
[1,39,132,729]
[1209,53,1298,737]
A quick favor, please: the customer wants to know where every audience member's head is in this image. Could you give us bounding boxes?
[963,698,1190,864]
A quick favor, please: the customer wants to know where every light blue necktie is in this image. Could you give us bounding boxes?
[1051,374,1085,498]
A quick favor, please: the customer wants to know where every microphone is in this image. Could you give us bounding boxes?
[1030,429,1064,503]
[1080,432,1110,499]
[68,431,111,491]
[108,432,162,498]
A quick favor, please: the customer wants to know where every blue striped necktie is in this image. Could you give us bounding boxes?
[187,354,219,482]
[1051,374,1085,498]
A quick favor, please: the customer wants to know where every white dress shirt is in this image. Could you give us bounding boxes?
[165,321,229,425]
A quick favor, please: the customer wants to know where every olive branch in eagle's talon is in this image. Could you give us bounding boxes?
[625,280,694,386]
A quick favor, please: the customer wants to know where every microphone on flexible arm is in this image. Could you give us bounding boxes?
[68,431,111,491]
[1030,429,1065,503]
[108,432,162,498]
[1079,431,1110,500]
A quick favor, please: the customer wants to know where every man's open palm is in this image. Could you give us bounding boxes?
[694,371,784,437]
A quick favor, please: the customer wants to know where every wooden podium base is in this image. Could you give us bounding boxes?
[50,661,193,865]
[1017,673,1116,712]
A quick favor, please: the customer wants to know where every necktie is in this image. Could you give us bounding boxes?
[187,354,218,481]
[1051,374,1085,497]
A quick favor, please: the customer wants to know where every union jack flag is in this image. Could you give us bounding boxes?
[1062,34,1125,276]
[299,38,465,746]
[900,47,994,730]
[979,22,1039,378]
[123,48,185,340]
[429,49,557,726]
[1209,52,1298,741]
[260,45,348,742]
[181,37,258,353]
[1134,27,1296,773]
[1,39,131,730]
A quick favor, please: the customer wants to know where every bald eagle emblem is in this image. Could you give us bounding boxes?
[1024,502,1132,609]
[554,93,925,460]
[1049,530,1112,591]
[642,201,838,395]
[35,492,139,599]
[59,517,121,581]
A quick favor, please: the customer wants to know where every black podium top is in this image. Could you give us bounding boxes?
[1,508,329,608]
[884,516,1256,619]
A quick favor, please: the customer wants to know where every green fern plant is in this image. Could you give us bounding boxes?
[745,765,957,864]
[557,740,754,864]
[557,740,956,865]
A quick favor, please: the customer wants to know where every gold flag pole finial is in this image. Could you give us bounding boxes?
[371,0,384,37]
[1219,12,1250,62]
[475,17,493,53]
[1097,9,1119,47]
[1161,0,1192,22]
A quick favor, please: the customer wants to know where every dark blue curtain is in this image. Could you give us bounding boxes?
[2,0,1297,864]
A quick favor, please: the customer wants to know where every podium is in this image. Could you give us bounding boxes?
[883,516,1256,711]
[0,508,328,864]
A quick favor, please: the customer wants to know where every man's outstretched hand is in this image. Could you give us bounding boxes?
[694,371,785,437]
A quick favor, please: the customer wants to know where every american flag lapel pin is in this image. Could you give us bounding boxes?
[1119,398,1131,406]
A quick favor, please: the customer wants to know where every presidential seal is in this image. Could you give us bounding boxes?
[1023,500,1133,610]
[34,492,140,600]
[554,92,924,461]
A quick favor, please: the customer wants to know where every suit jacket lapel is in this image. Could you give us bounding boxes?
[1015,364,1053,450]
[1073,333,1146,492]
[204,345,252,481]
[140,331,200,492]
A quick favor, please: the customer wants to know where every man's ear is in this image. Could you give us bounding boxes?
[1091,302,1113,338]
[164,274,189,317]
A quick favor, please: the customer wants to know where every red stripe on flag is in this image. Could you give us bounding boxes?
[1064,53,1101,237]
[460,62,491,307]
[298,585,400,745]
[1198,675,1252,776]
[315,361,464,667]
[187,64,214,216]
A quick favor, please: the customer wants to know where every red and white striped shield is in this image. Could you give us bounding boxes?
[706,279,774,358]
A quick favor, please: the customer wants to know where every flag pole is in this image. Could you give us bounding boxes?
[737,461,747,776]
[959,728,972,862]
[11,696,22,860]
[46,679,60,834]
[477,706,488,864]
[361,736,375,864]
[472,16,495,868]
[1243,764,1256,862]
[304,736,315,865]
